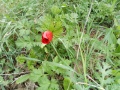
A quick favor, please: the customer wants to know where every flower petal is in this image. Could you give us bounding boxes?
[41,31,53,44]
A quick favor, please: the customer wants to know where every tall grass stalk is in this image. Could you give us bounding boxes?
[76,1,93,83]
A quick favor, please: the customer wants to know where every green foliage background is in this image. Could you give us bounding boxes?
[0,0,120,90]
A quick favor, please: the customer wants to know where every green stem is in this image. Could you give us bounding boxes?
[79,46,87,83]
[51,42,62,59]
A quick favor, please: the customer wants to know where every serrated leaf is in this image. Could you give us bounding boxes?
[63,77,73,90]
[33,42,41,47]
[116,25,120,30]
[39,15,63,38]
[106,82,120,90]
[104,78,113,84]
[0,76,8,85]
[49,79,59,90]
[60,59,72,66]
[104,29,117,44]
[51,5,61,15]
[30,69,43,82]
[117,38,120,45]
[16,38,33,50]
[16,74,30,84]
[96,62,112,86]
[70,13,78,19]
[37,75,50,90]
[53,56,59,63]
[16,55,25,63]
[112,70,120,84]
[29,49,36,58]
[39,15,53,31]
[19,29,30,36]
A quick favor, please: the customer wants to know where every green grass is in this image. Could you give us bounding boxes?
[0,0,120,90]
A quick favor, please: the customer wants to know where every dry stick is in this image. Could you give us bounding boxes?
[76,1,93,83]
[11,72,30,84]
[0,71,30,76]
[76,82,105,90]
[0,71,30,84]
[87,75,105,90]
[87,75,101,86]
[11,76,22,84]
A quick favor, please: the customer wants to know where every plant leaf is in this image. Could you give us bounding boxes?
[16,74,30,84]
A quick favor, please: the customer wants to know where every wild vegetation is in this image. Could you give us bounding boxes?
[0,0,120,90]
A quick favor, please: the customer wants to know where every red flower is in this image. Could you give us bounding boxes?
[41,30,53,44]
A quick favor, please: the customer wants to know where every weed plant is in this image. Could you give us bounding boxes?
[0,0,120,90]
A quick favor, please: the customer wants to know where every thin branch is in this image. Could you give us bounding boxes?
[76,82,105,90]
[87,75,102,87]
[0,71,30,76]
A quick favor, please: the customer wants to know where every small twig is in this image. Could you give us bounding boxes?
[11,72,30,84]
[76,82,105,90]
[0,71,30,76]
[11,75,22,84]
[87,75,101,87]
[0,71,30,84]
[87,75,105,90]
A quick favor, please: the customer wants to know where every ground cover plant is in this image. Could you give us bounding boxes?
[0,0,120,90]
